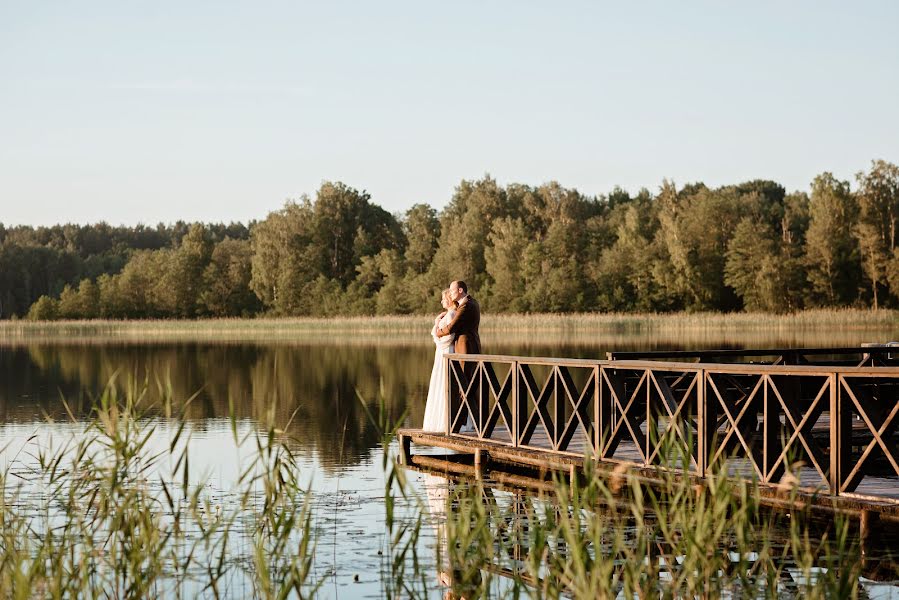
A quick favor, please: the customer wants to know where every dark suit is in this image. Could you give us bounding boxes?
[436,295,481,432]
[436,296,481,354]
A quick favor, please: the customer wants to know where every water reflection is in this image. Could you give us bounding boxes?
[2,342,433,468]
[1,328,897,468]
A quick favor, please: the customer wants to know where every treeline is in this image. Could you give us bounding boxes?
[5,161,899,320]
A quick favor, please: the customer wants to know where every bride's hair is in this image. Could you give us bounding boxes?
[441,289,454,309]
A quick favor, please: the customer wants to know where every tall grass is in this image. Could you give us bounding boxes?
[0,375,321,598]
[374,425,872,600]
[2,308,897,346]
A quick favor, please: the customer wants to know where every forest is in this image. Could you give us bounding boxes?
[3,160,898,320]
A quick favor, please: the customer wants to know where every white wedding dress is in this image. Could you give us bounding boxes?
[422,310,456,432]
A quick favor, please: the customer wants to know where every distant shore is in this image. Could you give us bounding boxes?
[1,309,897,347]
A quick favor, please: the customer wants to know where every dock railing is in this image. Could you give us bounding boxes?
[445,350,899,502]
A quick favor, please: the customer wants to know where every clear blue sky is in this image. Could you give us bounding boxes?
[1,1,897,226]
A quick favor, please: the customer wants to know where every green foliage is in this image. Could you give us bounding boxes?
[592,198,663,311]
[57,279,100,319]
[311,181,405,286]
[856,159,899,253]
[11,161,899,319]
[805,173,860,306]
[0,221,248,319]
[656,182,745,310]
[201,237,261,317]
[725,219,803,312]
[484,218,530,312]
[26,295,59,321]
[249,198,317,315]
[403,204,440,276]
[428,176,513,294]
[855,160,899,308]
[155,223,213,317]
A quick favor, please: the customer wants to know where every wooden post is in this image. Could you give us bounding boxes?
[859,509,879,551]
[834,375,854,494]
[762,375,783,485]
[764,375,787,485]
[474,449,489,472]
[645,369,652,467]
[479,363,488,437]
[698,369,717,477]
[828,374,839,495]
[594,365,600,460]
[553,367,564,450]
[445,354,451,435]
[514,361,525,448]
[399,433,412,465]
[511,360,517,448]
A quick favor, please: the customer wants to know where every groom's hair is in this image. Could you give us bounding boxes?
[455,280,468,294]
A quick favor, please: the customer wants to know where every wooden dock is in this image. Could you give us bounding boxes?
[399,346,899,518]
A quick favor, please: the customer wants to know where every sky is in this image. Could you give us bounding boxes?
[1,1,898,226]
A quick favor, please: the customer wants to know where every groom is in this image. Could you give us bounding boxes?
[435,280,481,432]
[435,280,481,354]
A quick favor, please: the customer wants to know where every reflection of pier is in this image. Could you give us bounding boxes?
[399,346,899,520]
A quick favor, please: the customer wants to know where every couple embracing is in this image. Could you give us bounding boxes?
[422,280,481,432]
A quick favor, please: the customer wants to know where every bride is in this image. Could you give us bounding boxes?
[422,289,456,432]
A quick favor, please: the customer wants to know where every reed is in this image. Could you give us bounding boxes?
[2,308,896,345]
[0,375,321,598]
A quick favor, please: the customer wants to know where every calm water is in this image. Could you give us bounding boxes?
[2,332,898,597]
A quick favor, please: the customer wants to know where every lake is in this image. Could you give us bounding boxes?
[2,326,898,597]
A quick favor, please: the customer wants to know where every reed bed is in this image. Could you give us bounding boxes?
[409,455,871,599]
[432,472,861,599]
[486,308,899,332]
[1,309,897,346]
[0,377,321,598]
[372,415,880,598]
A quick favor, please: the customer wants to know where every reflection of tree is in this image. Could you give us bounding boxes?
[2,342,434,468]
[2,330,890,465]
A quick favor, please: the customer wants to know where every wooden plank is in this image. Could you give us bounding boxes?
[452,354,899,376]
[763,375,783,484]
[608,347,899,361]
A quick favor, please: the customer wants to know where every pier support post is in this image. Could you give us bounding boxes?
[859,510,879,550]
[474,449,489,472]
[399,433,412,465]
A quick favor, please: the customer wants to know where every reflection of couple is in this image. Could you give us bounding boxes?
[422,280,481,433]
[423,474,483,600]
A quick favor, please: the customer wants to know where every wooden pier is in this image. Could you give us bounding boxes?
[398,346,899,518]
